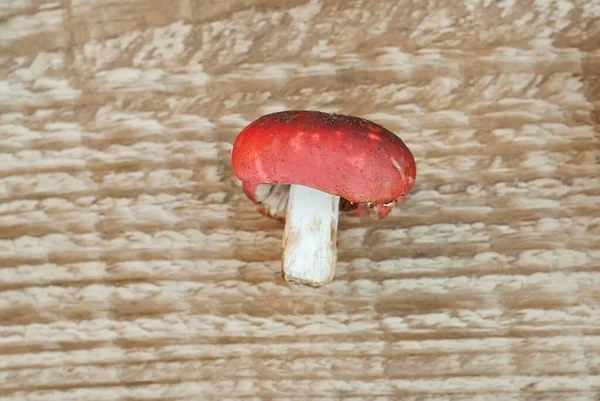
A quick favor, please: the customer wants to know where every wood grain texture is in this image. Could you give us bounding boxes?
[1,0,599,399]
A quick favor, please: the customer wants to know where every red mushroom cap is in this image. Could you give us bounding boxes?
[231,110,416,218]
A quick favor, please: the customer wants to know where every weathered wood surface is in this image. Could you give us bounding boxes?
[0,0,599,399]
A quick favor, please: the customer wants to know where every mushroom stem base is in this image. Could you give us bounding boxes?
[282,184,340,287]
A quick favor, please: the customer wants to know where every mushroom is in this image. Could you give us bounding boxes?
[231,110,417,287]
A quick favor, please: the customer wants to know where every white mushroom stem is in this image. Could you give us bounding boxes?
[282,184,340,287]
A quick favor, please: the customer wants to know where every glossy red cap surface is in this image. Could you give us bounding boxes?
[231,110,416,215]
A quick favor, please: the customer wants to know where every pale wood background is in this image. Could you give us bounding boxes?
[1,0,599,400]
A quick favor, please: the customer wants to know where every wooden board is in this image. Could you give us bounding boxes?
[0,0,599,399]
